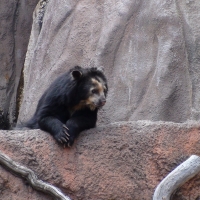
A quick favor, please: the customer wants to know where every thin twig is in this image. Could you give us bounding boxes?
[0,151,71,200]
[153,155,200,200]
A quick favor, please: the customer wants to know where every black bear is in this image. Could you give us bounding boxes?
[22,66,108,147]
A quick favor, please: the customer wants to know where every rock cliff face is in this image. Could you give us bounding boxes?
[0,0,38,128]
[18,0,200,124]
[1,0,200,199]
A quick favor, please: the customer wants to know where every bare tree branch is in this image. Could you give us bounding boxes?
[0,151,71,200]
[153,155,200,200]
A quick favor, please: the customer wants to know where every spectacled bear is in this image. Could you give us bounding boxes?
[22,66,108,147]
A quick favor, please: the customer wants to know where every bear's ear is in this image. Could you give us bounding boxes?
[97,66,104,72]
[71,70,82,79]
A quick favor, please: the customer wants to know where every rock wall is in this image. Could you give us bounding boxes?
[18,0,200,124]
[0,0,38,128]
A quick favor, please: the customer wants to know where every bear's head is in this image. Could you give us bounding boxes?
[71,66,108,111]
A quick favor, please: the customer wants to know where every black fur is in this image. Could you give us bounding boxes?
[22,66,108,147]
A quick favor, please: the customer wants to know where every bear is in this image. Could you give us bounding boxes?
[22,66,108,147]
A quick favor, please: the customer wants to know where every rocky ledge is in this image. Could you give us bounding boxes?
[0,121,200,200]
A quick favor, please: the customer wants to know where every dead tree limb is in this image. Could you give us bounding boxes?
[0,151,71,200]
[153,155,200,200]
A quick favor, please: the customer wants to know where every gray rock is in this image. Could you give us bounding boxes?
[0,0,38,128]
[18,0,200,124]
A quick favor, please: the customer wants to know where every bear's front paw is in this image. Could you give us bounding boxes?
[54,124,71,147]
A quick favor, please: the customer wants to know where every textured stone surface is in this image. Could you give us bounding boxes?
[0,165,53,200]
[0,121,200,199]
[0,0,38,128]
[2,0,200,199]
[18,0,200,124]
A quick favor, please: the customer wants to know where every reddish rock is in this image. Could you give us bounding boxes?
[0,121,200,199]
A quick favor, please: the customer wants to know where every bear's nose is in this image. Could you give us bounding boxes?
[100,99,106,106]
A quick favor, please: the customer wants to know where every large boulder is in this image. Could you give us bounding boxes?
[0,121,200,199]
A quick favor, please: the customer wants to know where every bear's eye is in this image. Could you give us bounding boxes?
[91,89,98,94]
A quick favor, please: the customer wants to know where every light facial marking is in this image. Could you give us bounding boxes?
[96,77,108,93]
[72,77,107,112]
[91,78,104,94]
